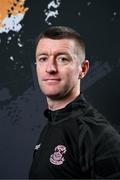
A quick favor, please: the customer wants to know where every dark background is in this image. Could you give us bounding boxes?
[0,0,120,178]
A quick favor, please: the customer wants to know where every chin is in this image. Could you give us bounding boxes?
[45,92,63,100]
[42,88,61,97]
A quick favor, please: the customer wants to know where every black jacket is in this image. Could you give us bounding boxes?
[29,93,120,179]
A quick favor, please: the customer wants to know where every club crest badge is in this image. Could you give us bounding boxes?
[50,145,67,165]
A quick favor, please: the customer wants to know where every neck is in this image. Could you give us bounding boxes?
[47,88,80,111]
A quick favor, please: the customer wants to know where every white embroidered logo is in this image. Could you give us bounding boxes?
[35,143,41,150]
[50,145,67,165]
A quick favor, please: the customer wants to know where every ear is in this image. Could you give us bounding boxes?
[79,60,89,79]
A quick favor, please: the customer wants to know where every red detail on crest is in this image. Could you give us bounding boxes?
[50,145,67,165]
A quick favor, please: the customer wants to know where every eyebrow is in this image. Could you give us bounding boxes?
[36,52,70,57]
[36,53,48,57]
[54,52,71,58]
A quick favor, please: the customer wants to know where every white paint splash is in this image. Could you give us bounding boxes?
[78,12,81,16]
[0,13,25,34]
[110,10,118,22]
[113,12,117,16]
[17,37,23,47]
[20,65,24,69]
[7,36,12,44]
[8,36,12,41]
[48,0,61,9]
[44,0,61,25]
[87,1,92,6]
[10,56,14,61]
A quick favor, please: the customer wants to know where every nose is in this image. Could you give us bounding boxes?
[46,58,58,74]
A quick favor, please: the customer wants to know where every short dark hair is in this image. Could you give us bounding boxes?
[35,26,85,55]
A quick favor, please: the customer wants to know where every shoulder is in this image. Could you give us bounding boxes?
[76,103,120,149]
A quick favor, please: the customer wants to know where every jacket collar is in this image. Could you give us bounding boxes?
[44,93,90,124]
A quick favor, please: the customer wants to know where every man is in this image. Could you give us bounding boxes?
[29,26,120,179]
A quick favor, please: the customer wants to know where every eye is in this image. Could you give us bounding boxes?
[60,57,67,61]
[57,56,69,64]
[37,56,48,63]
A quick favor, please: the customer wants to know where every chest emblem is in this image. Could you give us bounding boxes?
[50,145,67,165]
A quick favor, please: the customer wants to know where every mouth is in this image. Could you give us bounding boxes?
[43,79,61,83]
[44,78,60,81]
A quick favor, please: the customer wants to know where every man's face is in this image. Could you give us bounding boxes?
[36,38,84,100]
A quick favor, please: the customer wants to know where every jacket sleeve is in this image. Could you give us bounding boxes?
[93,125,120,178]
[78,122,120,179]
